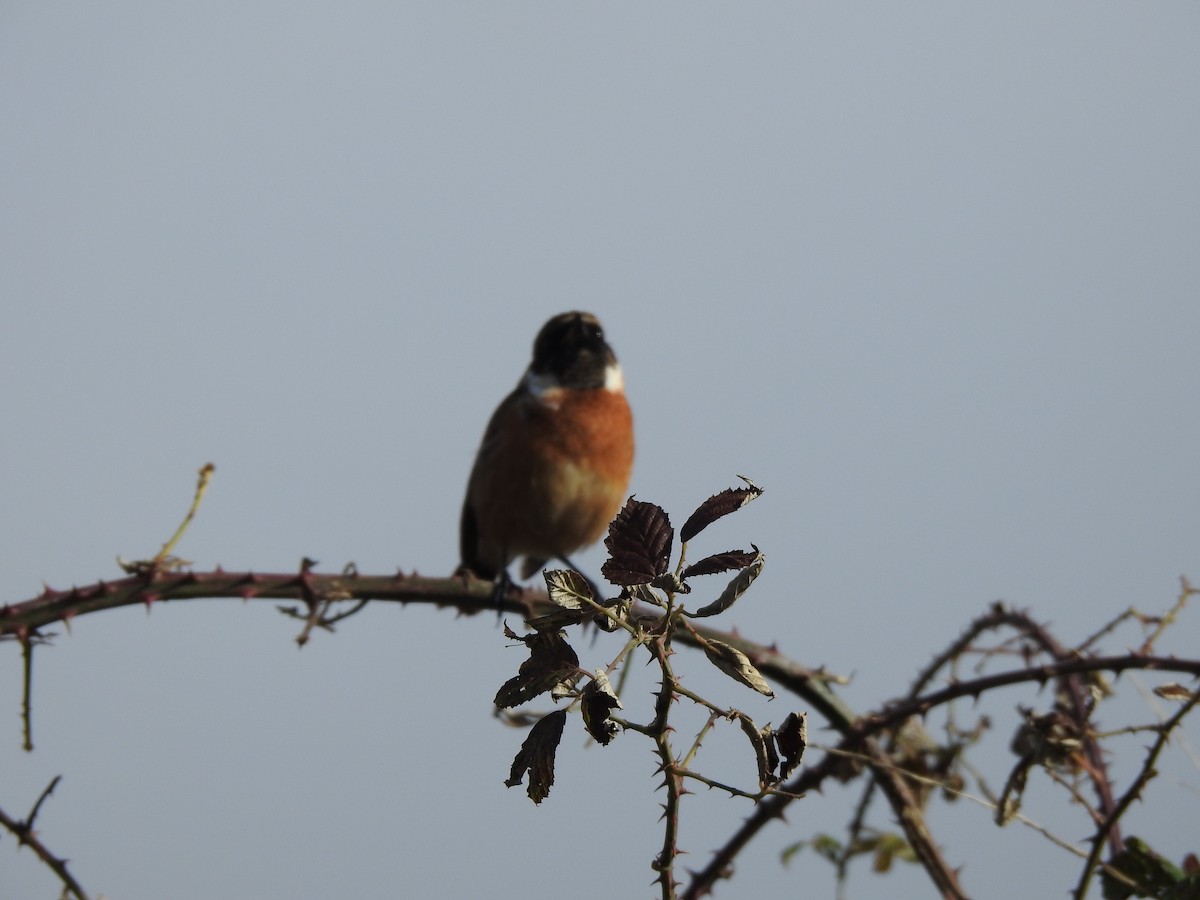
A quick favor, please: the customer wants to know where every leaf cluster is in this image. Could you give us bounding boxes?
[493,479,803,898]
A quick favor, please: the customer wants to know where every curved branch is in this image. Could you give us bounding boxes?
[971,606,1123,851]
[0,568,501,637]
[861,654,1200,736]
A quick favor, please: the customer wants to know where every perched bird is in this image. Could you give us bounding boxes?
[459,311,634,591]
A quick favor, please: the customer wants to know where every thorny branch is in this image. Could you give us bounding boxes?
[648,628,685,900]
[3,561,1198,897]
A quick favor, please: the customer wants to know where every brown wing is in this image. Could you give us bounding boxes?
[458,384,524,579]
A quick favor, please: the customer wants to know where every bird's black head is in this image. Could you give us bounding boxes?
[529,311,619,390]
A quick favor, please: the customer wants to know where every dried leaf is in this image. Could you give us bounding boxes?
[700,638,774,698]
[681,549,759,579]
[525,607,587,631]
[775,712,807,779]
[601,498,674,586]
[650,571,688,594]
[996,756,1031,826]
[761,724,780,785]
[687,549,764,618]
[494,629,580,709]
[581,669,623,746]
[679,476,763,543]
[735,712,774,789]
[1153,683,1194,702]
[590,610,622,632]
[505,709,568,804]
[544,569,595,610]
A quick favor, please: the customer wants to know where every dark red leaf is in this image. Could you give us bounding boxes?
[681,549,759,579]
[493,630,580,709]
[679,477,763,543]
[775,712,808,780]
[601,498,673,586]
[505,709,568,804]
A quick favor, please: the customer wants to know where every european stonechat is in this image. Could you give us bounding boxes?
[459,311,634,591]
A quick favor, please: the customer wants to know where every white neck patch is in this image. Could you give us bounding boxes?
[524,362,624,400]
[604,363,624,392]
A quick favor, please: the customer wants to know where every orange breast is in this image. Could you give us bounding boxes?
[468,387,634,571]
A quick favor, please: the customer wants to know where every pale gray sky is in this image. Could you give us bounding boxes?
[3,4,1199,898]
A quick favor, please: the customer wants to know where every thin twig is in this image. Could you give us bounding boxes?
[153,462,215,564]
[0,777,92,900]
[1137,575,1195,654]
[21,632,33,751]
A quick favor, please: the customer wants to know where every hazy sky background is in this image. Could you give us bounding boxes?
[3,4,1198,898]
